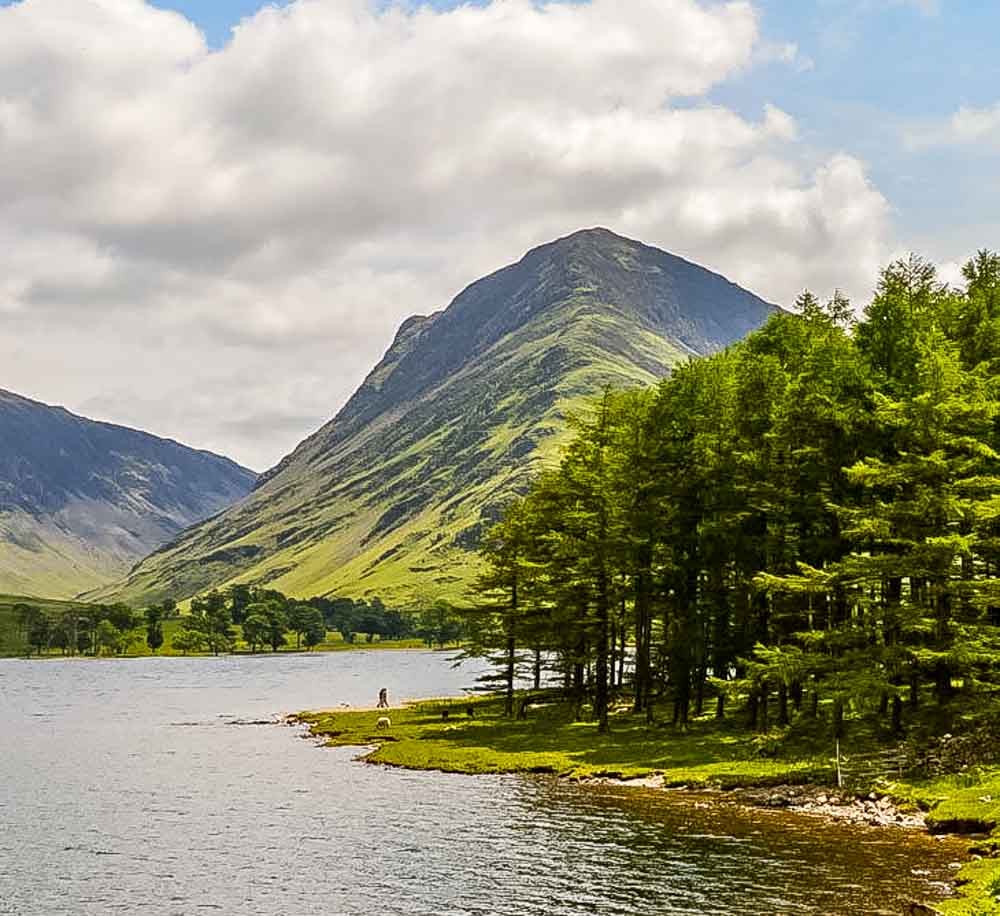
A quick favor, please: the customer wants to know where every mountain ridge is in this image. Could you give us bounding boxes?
[108,228,778,606]
[0,389,256,598]
[0,388,255,474]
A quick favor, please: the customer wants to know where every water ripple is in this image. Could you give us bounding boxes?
[0,654,965,915]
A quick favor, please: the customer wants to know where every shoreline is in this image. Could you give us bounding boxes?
[0,643,444,662]
[293,711,929,831]
[293,695,1000,914]
[575,774,929,830]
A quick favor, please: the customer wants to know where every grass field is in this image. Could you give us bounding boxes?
[298,695,828,783]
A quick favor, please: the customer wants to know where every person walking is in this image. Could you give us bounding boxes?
[377,687,389,708]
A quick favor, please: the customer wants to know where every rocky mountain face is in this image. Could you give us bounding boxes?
[0,390,255,598]
[110,228,777,606]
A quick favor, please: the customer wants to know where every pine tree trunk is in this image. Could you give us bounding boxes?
[504,635,516,717]
[934,587,953,704]
[573,637,585,720]
[632,561,652,713]
[618,615,628,687]
[504,580,517,717]
[608,618,617,690]
[747,689,759,729]
[596,567,610,734]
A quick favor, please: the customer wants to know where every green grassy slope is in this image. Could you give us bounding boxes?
[108,229,776,607]
[0,518,117,600]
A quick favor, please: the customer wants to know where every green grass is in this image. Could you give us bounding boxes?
[884,770,1000,833]
[298,695,828,784]
[879,770,1000,914]
[297,695,1000,914]
[938,856,1000,915]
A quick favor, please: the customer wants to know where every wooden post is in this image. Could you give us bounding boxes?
[836,739,843,789]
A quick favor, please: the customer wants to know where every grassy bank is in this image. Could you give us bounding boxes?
[884,770,1000,915]
[298,693,1000,914]
[299,695,827,783]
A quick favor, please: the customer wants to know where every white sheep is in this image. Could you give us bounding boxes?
[376,716,392,730]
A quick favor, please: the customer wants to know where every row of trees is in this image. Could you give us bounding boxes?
[172,587,437,654]
[308,595,412,644]
[468,252,1000,737]
[175,587,327,654]
[12,601,160,657]
[10,587,438,657]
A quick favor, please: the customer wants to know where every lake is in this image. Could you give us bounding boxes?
[0,652,965,915]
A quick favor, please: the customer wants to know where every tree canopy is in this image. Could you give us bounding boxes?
[468,253,1000,741]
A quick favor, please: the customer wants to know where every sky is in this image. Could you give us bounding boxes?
[0,0,997,471]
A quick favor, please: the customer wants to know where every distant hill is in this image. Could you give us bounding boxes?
[110,228,777,606]
[0,390,256,598]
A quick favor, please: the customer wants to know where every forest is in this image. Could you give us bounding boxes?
[1,588,458,657]
[468,251,1000,751]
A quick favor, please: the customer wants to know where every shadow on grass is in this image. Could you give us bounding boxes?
[394,695,827,782]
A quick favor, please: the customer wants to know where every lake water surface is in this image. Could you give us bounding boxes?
[0,652,966,915]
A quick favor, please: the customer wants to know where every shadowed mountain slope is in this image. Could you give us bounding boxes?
[0,391,256,598]
[111,228,777,606]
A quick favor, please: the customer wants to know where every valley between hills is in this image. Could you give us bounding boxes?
[8,231,1000,914]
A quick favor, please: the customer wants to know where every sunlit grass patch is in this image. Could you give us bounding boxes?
[298,695,829,786]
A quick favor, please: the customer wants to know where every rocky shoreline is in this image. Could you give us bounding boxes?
[299,707,932,831]
[728,783,928,829]
[578,774,929,830]
[297,709,935,832]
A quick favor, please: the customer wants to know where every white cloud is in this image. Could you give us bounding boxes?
[754,40,814,73]
[905,103,1000,150]
[0,0,890,469]
[935,258,967,290]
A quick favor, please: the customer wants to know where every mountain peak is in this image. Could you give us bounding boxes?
[112,230,778,607]
[550,225,630,244]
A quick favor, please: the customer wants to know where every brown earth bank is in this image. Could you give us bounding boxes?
[574,778,930,829]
